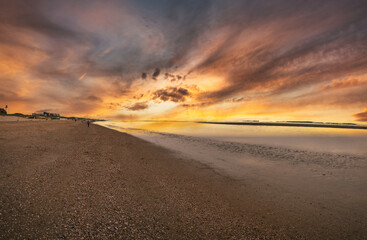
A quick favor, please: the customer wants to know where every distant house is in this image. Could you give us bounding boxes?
[32,113,43,119]
[44,112,60,118]
[0,108,7,114]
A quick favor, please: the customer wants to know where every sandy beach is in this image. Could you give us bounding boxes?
[1,119,366,239]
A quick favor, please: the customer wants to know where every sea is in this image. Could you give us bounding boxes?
[96,120,367,212]
[96,120,367,156]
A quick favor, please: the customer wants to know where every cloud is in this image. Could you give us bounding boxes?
[152,87,190,102]
[230,97,247,103]
[125,102,149,111]
[263,84,367,117]
[353,109,367,122]
[319,78,366,91]
[181,102,211,108]
[86,95,102,102]
[0,90,25,102]
[0,1,83,42]
[152,68,160,80]
[186,0,367,102]
[1,0,367,121]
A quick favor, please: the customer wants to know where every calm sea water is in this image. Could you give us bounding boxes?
[96,121,367,155]
[96,120,367,222]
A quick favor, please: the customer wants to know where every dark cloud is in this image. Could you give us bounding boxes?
[133,94,144,100]
[153,87,190,102]
[142,72,147,79]
[152,68,160,80]
[125,102,149,111]
[0,1,82,41]
[181,102,211,108]
[86,95,103,102]
[164,73,175,79]
[230,97,247,103]
[353,109,367,122]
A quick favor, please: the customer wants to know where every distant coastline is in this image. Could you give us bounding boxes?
[196,121,367,130]
[106,119,367,130]
[0,113,105,122]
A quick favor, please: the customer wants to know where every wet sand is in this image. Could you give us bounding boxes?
[1,120,366,239]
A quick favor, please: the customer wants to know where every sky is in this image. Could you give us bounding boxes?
[0,0,367,122]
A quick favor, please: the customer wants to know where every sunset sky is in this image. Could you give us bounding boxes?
[1,0,367,122]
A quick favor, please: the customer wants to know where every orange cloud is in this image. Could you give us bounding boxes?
[353,109,367,122]
[319,77,367,91]
[125,102,149,111]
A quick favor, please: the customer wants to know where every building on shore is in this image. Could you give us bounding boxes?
[0,108,7,114]
[32,111,60,119]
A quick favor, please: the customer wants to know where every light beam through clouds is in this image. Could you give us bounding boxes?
[1,0,367,122]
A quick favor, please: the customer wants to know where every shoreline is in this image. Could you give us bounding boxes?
[1,121,366,239]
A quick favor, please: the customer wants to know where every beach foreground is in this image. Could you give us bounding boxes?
[0,120,366,239]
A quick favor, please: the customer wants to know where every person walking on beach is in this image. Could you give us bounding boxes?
[87,120,90,127]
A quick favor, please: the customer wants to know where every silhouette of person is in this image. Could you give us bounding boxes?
[87,120,90,127]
